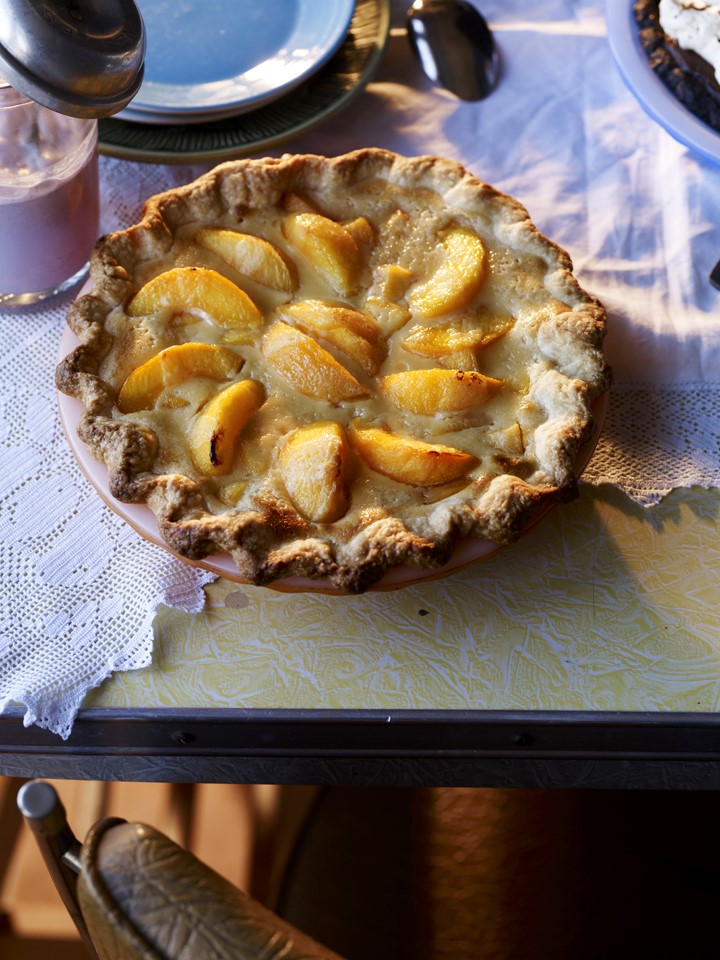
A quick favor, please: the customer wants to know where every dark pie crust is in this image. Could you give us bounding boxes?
[56,149,610,593]
[634,0,720,134]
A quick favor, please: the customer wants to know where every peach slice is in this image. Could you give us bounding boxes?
[126,267,263,328]
[262,321,367,403]
[489,421,525,456]
[278,421,350,523]
[276,300,385,376]
[349,422,477,487]
[376,263,415,301]
[402,316,509,360]
[117,342,244,413]
[343,216,375,247]
[219,480,248,506]
[189,378,265,476]
[408,226,487,318]
[381,369,504,416]
[281,213,362,297]
[364,296,412,334]
[440,349,481,372]
[194,228,298,293]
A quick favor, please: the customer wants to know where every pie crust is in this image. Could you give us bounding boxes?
[56,149,610,593]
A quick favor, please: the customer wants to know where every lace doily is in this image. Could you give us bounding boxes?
[0,161,215,740]
[583,382,720,504]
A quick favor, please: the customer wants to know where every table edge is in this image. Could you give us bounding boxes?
[3,706,720,760]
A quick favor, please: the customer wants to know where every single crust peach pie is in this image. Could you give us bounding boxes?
[57,149,610,593]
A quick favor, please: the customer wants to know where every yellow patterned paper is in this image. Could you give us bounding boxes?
[85,485,720,713]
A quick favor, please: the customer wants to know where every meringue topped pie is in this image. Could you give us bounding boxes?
[57,149,610,593]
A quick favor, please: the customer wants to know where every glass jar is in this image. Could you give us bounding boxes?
[0,81,99,307]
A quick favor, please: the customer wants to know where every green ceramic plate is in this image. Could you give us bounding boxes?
[98,0,390,164]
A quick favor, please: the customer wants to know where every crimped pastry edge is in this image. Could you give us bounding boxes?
[56,148,610,593]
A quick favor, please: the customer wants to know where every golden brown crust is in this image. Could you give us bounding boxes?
[57,149,610,592]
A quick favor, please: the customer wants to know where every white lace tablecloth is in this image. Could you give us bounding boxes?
[1,0,719,738]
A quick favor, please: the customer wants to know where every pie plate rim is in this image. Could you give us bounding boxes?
[56,322,608,595]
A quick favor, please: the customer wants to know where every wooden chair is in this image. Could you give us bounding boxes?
[15,779,720,959]
[16,779,341,960]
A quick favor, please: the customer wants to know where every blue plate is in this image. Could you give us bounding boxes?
[99,0,389,163]
[606,0,720,166]
[128,0,356,119]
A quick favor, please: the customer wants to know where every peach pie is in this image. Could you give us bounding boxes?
[57,149,610,593]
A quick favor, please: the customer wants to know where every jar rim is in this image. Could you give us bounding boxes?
[0,81,32,106]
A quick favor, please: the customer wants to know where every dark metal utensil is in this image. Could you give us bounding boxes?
[0,0,144,117]
[710,258,720,291]
[406,0,500,101]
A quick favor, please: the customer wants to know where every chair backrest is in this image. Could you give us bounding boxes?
[17,779,103,959]
[17,780,345,960]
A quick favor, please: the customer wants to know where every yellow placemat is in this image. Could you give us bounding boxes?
[85,485,720,713]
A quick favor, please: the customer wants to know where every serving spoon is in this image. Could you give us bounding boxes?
[406,0,500,101]
[0,0,144,117]
[711,258,720,291]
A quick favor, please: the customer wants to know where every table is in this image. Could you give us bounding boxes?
[2,483,720,787]
[1,0,719,788]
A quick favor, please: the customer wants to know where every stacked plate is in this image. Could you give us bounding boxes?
[120,0,356,125]
[101,0,390,162]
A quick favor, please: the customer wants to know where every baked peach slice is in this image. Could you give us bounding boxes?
[381,369,504,416]
[194,228,298,293]
[402,316,509,360]
[189,378,265,476]
[343,216,375,247]
[218,480,248,506]
[276,300,385,376]
[281,213,362,297]
[440,349,481,372]
[263,321,367,403]
[126,267,262,328]
[117,342,244,413]
[377,264,414,301]
[349,422,477,487]
[408,226,487,318]
[489,421,525,456]
[364,296,412,334]
[278,421,350,523]
[363,264,414,333]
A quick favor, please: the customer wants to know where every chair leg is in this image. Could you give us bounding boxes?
[249,785,323,907]
[16,781,101,960]
[168,782,197,850]
[0,777,24,886]
[0,776,25,937]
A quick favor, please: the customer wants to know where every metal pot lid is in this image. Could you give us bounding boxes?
[0,0,145,118]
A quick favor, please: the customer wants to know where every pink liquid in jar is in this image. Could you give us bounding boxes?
[0,84,100,305]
